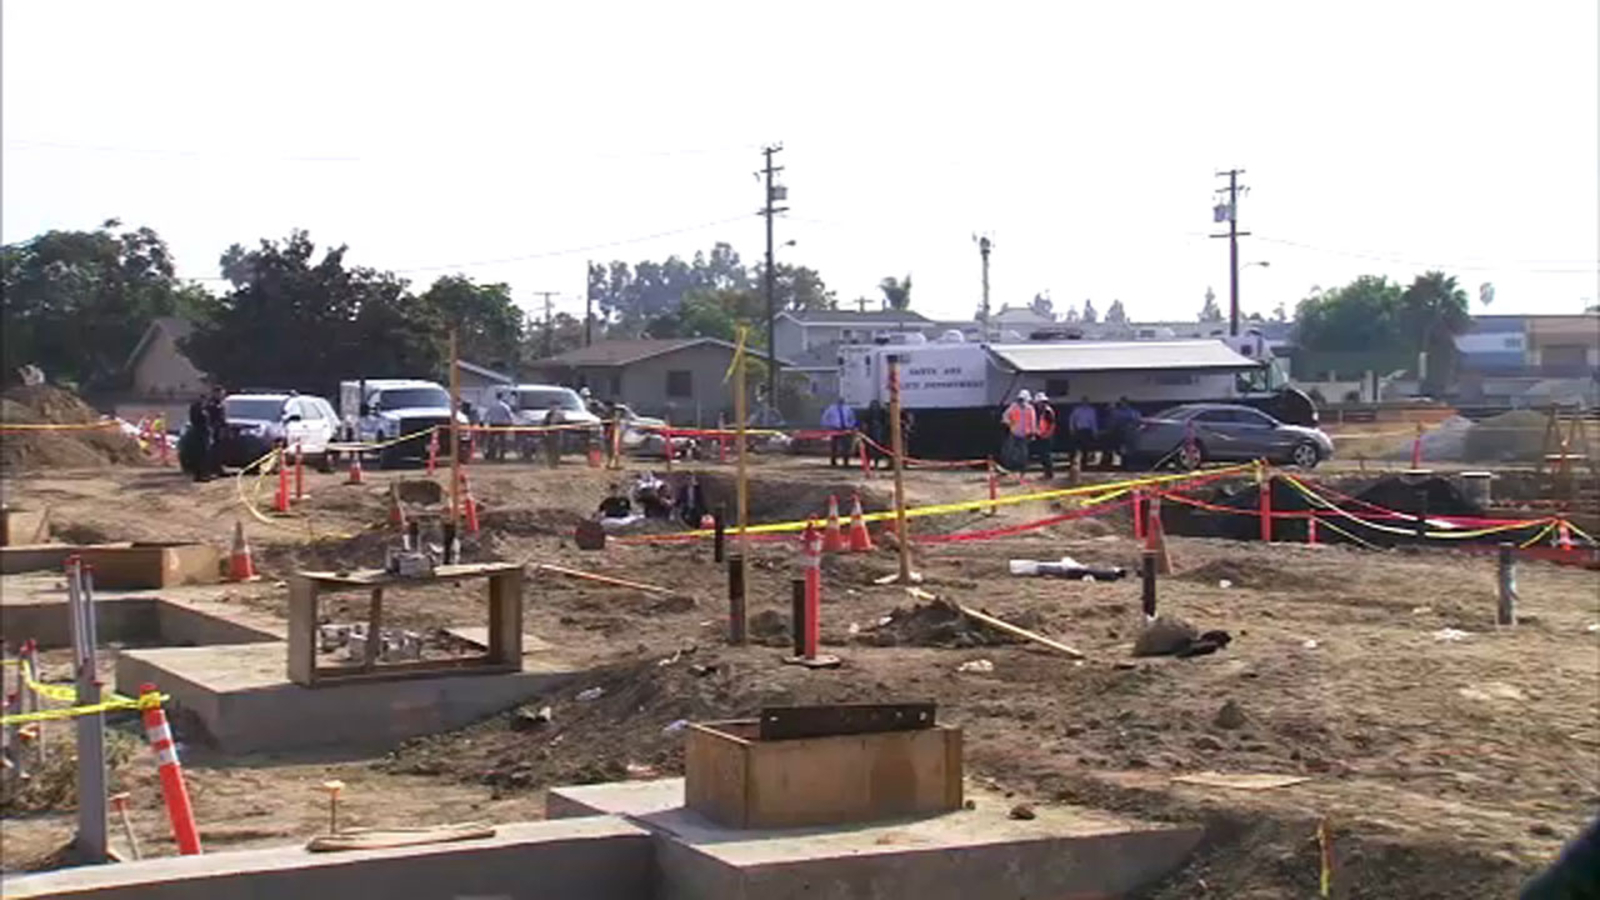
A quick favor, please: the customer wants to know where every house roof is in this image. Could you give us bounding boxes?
[531,338,784,368]
[458,360,513,383]
[123,316,198,372]
[783,345,844,371]
[987,340,1260,374]
[779,309,932,326]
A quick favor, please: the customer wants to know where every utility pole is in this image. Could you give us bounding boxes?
[975,235,993,335]
[1210,169,1251,337]
[533,291,557,358]
[584,261,594,347]
[760,144,787,414]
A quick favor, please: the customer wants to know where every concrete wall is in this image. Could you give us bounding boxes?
[0,817,653,900]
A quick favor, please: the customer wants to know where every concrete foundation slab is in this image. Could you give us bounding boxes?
[117,641,583,754]
[550,778,1203,900]
[1,574,281,652]
[0,816,653,900]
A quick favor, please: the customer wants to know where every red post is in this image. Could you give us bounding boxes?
[1132,488,1145,540]
[987,459,999,517]
[719,434,728,464]
[802,522,822,659]
[155,416,170,466]
[138,684,201,855]
[426,429,439,476]
[273,451,291,514]
[860,438,871,478]
[1307,513,1319,545]
[1259,465,1273,543]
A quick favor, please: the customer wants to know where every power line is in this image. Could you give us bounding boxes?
[1251,234,1600,274]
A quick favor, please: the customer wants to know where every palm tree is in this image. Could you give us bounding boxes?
[878,275,912,311]
[1400,271,1471,392]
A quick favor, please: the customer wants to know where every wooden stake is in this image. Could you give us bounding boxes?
[734,336,749,555]
[888,357,914,583]
[448,329,461,526]
[536,563,675,596]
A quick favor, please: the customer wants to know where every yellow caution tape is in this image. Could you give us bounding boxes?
[1280,474,1553,541]
[0,659,166,725]
[672,463,1257,539]
[1518,521,1557,549]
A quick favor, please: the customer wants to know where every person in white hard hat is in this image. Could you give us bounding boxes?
[1000,390,1037,472]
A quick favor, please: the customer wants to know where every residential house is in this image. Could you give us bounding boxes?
[526,338,789,425]
[115,317,206,427]
[771,309,933,361]
[1455,313,1600,407]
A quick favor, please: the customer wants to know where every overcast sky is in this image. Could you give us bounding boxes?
[4,1,1596,325]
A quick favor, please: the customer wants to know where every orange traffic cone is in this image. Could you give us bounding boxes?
[388,483,406,529]
[228,520,258,582]
[272,453,291,514]
[847,492,874,553]
[346,451,364,485]
[460,471,480,535]
[823,494,845,553]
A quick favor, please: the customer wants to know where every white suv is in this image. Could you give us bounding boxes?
[222,392,340,471]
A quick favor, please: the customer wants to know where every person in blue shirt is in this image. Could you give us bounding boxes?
[1067,396,1099,470]
[820,397,859,467]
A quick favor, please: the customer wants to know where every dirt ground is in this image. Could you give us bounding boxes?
[2,454,1597,897]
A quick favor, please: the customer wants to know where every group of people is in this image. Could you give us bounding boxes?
[820,397,911,469]
[595,472,709,531]
[1000,391,1143,476]
[183,385,228,482]
[477,390,591,467]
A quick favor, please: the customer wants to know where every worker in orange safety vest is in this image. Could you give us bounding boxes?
[1000,389,1038,473]
[1031,392,1058,480]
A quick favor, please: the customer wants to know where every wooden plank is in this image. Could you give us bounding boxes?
[0,508,49,548]
[757,703,935,741]
[77,543,221,589]
[287,576,317,686]
[956,603,1085,659]
[739,725,963,829]
[363,587,382,671]
[307,658,515,685]
[298,562,522,588]
[685,723,752,828]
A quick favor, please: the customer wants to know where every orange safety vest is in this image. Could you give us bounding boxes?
[1002,402,1037,438]
[1034,403,1057,439]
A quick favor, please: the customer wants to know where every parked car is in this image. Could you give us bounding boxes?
[1126,403,1334,470]
[219,392,340,471]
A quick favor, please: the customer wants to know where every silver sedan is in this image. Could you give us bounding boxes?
[1127,403,1334,469]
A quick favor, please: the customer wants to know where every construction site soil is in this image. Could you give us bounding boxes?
[2,456,1597,898]
[0,385,148,470]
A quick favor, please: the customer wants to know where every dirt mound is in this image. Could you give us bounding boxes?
[862,598,1025,648]
[1465,409,1586,462]
[380,653,873,790]
[1177,558,1314,591]
[0,385,146,470]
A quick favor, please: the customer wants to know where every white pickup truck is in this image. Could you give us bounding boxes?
[339,378,470,467]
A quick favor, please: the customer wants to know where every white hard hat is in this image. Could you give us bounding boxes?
[1017,389,1032,402]
[1034,393,1048,403]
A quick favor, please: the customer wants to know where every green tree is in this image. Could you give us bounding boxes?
[1081,299,1099,324]
[772,263,835,312]
[1399,271,1470,392]
[1029,292,1054,319]
[418,275,523,372]
[184,230,436,395]
[1293,276,1404,352]
[878,274,912,311]
[1,220,209,388]
[1104,299,1128,324]
[1199,287,1223,323]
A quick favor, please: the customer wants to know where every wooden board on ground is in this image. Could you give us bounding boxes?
[444,627,552,655]
[1172,772,1310,791]
[0,507,50,548]
[305,823,496,853]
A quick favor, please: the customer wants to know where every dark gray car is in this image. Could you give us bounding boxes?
[1127,403,1334,469]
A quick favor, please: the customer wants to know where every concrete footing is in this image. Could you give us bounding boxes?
[0,816,653,900]
[116,641,582,753]
[551,778,1203,900]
